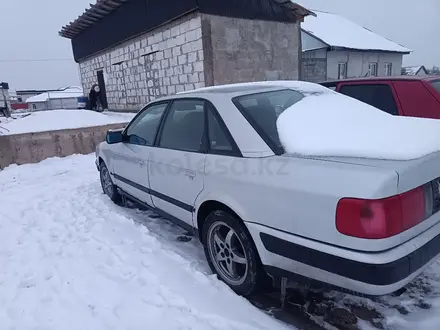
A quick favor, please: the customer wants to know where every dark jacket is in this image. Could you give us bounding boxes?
[89,84,103,110]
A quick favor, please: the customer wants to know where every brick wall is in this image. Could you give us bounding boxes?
[201,14,300,86]
[79,13,205,111]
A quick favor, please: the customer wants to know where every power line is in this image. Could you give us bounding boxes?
[0,58,73,63]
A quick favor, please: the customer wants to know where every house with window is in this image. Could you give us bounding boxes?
[301,11,411,82]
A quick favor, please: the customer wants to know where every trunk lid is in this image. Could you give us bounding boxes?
[294,152,440,248]
[293,151,440,194]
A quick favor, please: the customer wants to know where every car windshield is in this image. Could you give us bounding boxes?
[232,89,304,153]
[430,80,440,94]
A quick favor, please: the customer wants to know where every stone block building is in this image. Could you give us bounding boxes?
[59,0,313,111]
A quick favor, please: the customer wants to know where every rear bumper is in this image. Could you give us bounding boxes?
[246,222,440,296]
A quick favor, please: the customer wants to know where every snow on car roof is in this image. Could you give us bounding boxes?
[179,81,330,95]
[302,10,411,53]
[277,91,440,160]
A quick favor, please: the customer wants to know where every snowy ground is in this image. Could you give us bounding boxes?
[1,154,440,330]
[0,154,289,330]
[0,110,136,135]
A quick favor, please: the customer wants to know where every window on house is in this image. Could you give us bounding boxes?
[368,63,378,76]
[338,63,347,79]
[339,84,399,115]
[384,63,393,76]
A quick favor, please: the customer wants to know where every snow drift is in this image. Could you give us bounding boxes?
[277,91,440,160]
[1,110,135,135]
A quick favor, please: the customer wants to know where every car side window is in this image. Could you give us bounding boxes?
[125,102,168,146]
[206,103,235,154]
[158,99,205,152]
[339,84,398,115]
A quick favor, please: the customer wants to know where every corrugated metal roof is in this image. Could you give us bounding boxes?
[59,0,314,39]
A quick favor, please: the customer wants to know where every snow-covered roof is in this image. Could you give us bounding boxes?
[403,65,428,76]
[27,87,84,103]
[301,10,411,53]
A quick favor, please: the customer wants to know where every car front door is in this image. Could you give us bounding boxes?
[112,102,169,205]
[148,99,207,228]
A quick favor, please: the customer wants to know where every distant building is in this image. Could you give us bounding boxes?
[59,0,313,111]
[301,11,411,82]
[26,86,84,111]
[15,89,61,102]
[402,65,429,76]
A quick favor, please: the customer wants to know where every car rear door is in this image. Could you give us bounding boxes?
[112,102,169,205]
[392,80,440,119]
[337,81,402,115]
[148,98,207,228]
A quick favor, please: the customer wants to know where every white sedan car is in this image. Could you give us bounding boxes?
[96,81,440,296]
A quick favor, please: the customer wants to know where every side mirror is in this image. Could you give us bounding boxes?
[106,129,124,144]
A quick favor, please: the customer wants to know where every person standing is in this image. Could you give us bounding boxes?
[88,84,104,112]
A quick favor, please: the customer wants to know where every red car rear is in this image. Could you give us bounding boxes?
[320,76,440,119]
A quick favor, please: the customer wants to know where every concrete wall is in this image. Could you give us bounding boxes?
[326,50,403,80]
[79,13,205,111]
[0,123,127,169]
[202,14,300,85]
[302,48,327,82]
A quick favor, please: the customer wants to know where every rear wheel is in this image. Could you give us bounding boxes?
[99,162,122,204]
[202,210,263,296]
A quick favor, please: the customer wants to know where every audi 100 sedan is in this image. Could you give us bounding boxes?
[96,81,440,296]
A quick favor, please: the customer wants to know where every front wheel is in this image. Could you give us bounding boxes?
[99,162,122,204]
[202,210,264,296]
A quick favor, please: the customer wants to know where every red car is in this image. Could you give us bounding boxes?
[320,76,440,118]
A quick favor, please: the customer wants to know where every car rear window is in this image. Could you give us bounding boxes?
[339,84,399,115]
[232,89,304,154]
[430,80,440,94]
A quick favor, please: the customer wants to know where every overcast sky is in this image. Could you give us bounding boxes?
[0,0,438,90]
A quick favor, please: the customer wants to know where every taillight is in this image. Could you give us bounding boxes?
[336,185,432,239]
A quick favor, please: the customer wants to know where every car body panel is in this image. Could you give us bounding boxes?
[248,221,440,295]
[111,143,153,205]
[148,147,205,226]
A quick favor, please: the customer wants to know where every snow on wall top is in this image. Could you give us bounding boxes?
[301,10,411,53]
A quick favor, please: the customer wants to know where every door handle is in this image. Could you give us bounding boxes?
[185,170,196,180]
[138,160,145,167]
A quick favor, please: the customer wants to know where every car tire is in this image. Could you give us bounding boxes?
[99,162,122,204]
[202,210,263,296]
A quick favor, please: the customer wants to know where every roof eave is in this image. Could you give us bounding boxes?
[270,0,315,21]
[59,0,129,39]
[60,1,315,39]
[329,46,411,54]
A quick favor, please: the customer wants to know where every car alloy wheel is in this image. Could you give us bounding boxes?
[207,221,249,286]
[100,164,114,197]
